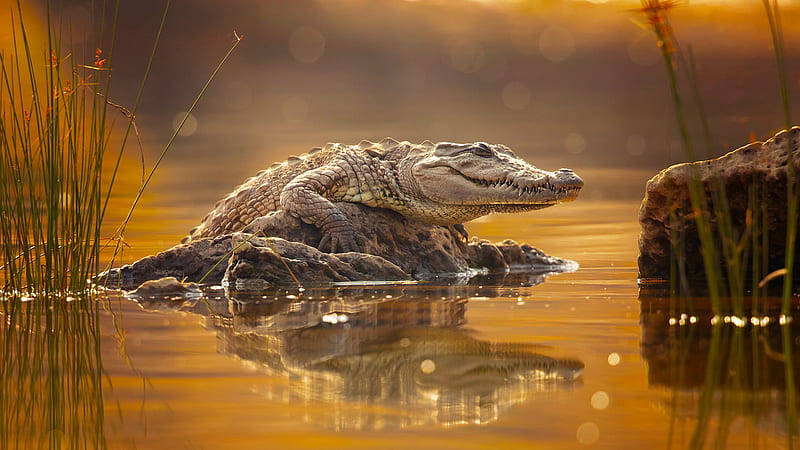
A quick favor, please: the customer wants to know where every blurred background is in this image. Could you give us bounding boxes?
[7,0,800,248]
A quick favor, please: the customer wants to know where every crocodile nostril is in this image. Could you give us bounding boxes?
[558,168,574,173]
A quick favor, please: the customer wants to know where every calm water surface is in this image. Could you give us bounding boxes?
[6,200,798,448]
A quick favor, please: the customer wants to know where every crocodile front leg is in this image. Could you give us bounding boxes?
[279,163,363,253]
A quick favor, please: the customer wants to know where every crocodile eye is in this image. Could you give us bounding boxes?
[471,144,493,158]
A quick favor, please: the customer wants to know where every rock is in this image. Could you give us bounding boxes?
[100,203,573,290]
[224,234,408,290]
[242,203,471,276]
[127,276,201,298]
[97,235,232,289]
[638,126,800,285]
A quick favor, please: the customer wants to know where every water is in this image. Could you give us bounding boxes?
[4,0,800,447]
[3,200,799,448]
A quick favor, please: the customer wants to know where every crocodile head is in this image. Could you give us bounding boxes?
[411,142,583,211]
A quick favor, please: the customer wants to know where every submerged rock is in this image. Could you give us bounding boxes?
[638,126,800,285]
[127,276,201,298]
[100,203,572,290]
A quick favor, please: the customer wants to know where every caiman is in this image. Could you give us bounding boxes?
[186,139,583,252]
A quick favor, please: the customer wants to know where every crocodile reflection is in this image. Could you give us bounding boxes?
[133,282,583,429]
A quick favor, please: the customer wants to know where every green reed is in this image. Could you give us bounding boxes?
[0,1,242,447]
[0,0,241,295]
[762,0,798,442]
[638,0,798,446]
[761,0,797,442]
[638,0,723,311]
[0,0,131,294]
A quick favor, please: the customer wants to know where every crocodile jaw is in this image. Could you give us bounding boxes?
[411,145,583,207]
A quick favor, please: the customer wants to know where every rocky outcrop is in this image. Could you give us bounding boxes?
[100,203,573,290]
[638,127,800,285]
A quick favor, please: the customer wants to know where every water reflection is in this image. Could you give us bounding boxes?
[639,292,800,448]
[134,281,584,430]
[0,295,105,448]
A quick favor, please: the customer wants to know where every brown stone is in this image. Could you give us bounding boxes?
[224,234,408,290]
[638,126,800,286]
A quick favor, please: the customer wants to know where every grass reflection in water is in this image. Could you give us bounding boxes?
[0,294,105,449]
[641,293,800,449]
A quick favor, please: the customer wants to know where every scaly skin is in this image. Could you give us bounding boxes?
[187,138,583,252]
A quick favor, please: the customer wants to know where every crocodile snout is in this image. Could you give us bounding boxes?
[554,168,584,191]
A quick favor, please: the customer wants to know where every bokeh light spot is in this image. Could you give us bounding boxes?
[628,35,659,66]
[539,26,575,62]
[576,422,600,445]
[626,134,646,156]
[63,5,91,44]
[172,111,198,137]
[591,391,610,410]
[502,82,531,110]
[282,97,309,123]
[224,81,253,111]
[420,359,436,374]
[607,352,621,366]
[511,28,539,56]
[449,42,485,74]
[289,26,326,63]
[565,132,586,154]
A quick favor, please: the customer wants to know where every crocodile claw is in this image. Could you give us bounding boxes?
[452,224,469,241]
[318,230,364,253]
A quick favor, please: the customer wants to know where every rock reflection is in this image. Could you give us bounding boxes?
[134,281,583,430]
[639,292,800,445]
